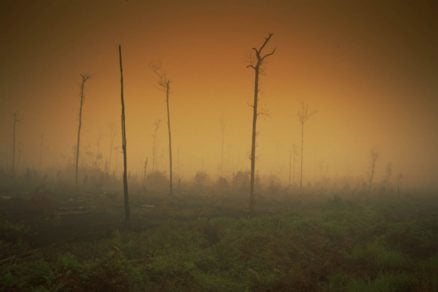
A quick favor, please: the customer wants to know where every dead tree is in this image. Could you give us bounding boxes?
[74,73,90,186]
[151,119,161,171]
[292,144,298,186]
[11,113,20,177]
[247,33,276,214]
[297,103,317,189]
[219,115,226,175]
[118,45,130,220]
[288,149,292,186]
[367,147,379,191]
[150,64,173,196]
[288,144,298,187]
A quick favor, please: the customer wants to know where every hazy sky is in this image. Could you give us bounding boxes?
[1,0,437,186]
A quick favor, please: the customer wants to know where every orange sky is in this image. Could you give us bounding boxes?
[1,0,437,186]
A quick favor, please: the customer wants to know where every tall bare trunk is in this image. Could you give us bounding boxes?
[11,113,18,177]
[247,33,276,214]
[119,45,130,220]
[300,121,304,189]
[249,67,259,213]
[368,148,379,191]
[219,116,225,175]
[292,144,297,186]
[165,84,173,196]
[288,148,292,186]
[152,119,160,171]
[75,74,90,186]
[149,64,173,196]
[297,103,317,190]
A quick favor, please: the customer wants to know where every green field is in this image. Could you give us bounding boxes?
[0,190,437,291]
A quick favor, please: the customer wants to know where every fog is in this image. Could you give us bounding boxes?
[1,0,437,189]
[1,1,437,290]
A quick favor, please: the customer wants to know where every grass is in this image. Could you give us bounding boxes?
[0,190,437,291]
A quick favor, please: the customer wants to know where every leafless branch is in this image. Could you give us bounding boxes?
[297,102,318,124]
[80,73,91,82]
[247,33,276,69]
[258,33,274,54]
[261,48,277,60]
[149,62,171,90]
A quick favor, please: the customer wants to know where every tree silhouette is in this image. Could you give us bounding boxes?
[11,112,21,177]
[219,115,226,175]
[151,64,174,196]
[74,73,90,186]
[289,143,298,187]
[367,147,379,191]
[247,33,276,214]
[118,45,130,220]
[297,103,317,189]
[151,119,161,172]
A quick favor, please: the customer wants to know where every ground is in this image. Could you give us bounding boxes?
[0,190,437,291]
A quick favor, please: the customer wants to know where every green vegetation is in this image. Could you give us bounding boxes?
[0,192,437,291]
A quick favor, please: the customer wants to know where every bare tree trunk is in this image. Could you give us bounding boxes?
[152,119,161,171]
[297,103,317,190]
[165,84,173,196]
[368,148,379,191]
[219,115,225,175]
[11,113,18,177]
[119,45,130,220]
[247,33,276,214]
[75,74,90,186]
[292,144,297,186]
[288,148,292,186]
[150,64,173,196]
[249,67,260,213]
[300,121,304,189]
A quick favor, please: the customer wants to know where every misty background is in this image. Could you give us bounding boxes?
[1,0,437,188]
